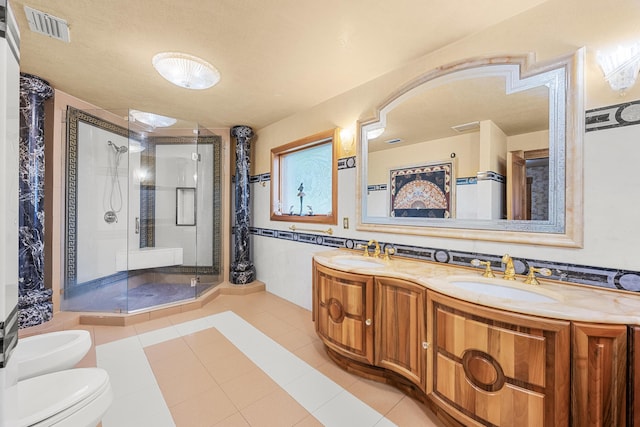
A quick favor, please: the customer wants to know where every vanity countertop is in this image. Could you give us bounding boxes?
[313,249,640,325]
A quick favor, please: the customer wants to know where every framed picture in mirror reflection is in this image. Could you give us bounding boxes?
[389,161,453,218]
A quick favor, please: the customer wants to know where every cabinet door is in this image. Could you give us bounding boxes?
[313,262,374,364]
[426,291,570,427]
[630,326,640,427]
[572,322,627,427]
[374,277,426,388]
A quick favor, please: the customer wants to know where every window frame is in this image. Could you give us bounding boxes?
[270,128,339,225]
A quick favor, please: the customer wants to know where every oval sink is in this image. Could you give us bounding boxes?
[332,256,386,268]
[449,280,560,303]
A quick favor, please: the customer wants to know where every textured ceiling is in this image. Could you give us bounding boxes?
[10,0,549,130]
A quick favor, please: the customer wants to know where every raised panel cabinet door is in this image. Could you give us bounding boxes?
[313,262,374,364]
[426,291,570,427]
[572,322,627,427]
[374,277,427,388]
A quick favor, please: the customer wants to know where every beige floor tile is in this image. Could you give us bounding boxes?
[212,412,250,427]
[271,325,316,352]
[240,388,310,427]
[183,328,229,350]
[219,367,280,410]
[133,316,173,334]
[167,307,210,325]
[248,312,297,338]
[92,324,138,345]
[385,396,446,427]
[144,337,193,365]
[293,414,324,426]
[293,340,332,368]
[170,384,239,427]
[198,344,257,384]
[151,350,218,407]
[75,345,97,368]
[347,377,406,415]
[314,359,360,389]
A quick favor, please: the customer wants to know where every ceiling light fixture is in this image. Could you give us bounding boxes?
[152,52,220,90]
[597,43,640,95]
[129,110,177,129]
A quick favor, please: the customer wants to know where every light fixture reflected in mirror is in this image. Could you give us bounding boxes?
[152,52,220,90]
[597,43,640,95]
[367,127,385,139]
[129,109,177,129]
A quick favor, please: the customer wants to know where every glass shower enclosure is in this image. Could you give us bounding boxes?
[61,107,223,313]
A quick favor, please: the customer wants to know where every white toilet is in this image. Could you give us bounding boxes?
[12,330,92,381]
[16,368,113,427]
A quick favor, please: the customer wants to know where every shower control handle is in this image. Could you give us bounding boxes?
[135,217,140,234]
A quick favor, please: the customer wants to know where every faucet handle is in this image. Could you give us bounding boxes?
[524,267,552,285]
[356,243,370,257]
[471,259,496,278]
[383,247,395,261]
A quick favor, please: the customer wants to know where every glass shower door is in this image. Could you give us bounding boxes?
[127,117,199,312]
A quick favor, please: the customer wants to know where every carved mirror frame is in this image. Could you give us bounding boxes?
[357,50,584,247]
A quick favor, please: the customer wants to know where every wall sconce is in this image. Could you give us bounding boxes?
[597,43,640,95]
[339,128,354,152]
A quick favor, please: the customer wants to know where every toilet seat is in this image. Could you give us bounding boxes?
[17,368,113,427]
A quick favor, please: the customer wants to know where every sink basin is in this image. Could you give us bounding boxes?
[332,256,386,268]
[449,280,560,303]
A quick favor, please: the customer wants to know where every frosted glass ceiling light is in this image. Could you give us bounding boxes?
[152,52,220,90]
[597,43,640,95]
[129,110,177,129]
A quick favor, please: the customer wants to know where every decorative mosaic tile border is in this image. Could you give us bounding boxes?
[585,100,640,132]
[249,226,640,293]
[476,171,505,184]
[456,177,478,185]
[338,156,356,170]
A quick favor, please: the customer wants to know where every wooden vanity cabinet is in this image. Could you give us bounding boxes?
[312,260,640,426]
[374,276,427,388]
[426,291,571,427]
[630,326,640,427]
[312,261,374,364]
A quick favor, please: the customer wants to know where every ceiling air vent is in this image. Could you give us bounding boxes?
[451,121,480,133]
[385,138,403,145]
[24,6,70,42]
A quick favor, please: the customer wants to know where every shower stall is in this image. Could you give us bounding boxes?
[61,107,223,313]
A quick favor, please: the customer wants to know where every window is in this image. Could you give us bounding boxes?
[271,128,338,224]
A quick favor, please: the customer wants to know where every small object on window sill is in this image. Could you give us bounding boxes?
[307,205,313,215]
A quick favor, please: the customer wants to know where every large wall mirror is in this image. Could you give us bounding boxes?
[357,50,584,247]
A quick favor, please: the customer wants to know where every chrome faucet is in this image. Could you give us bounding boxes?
[502,254,516,280]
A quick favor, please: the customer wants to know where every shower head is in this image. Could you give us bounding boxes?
[108,140,128,154]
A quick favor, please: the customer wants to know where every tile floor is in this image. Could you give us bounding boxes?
[20,291,445,427]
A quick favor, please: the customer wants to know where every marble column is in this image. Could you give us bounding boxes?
[18,73,53,328]
[230,125,256,284]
